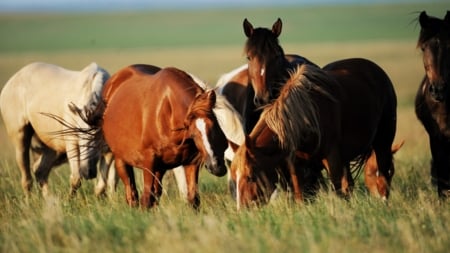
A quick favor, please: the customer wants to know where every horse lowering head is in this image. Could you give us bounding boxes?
[243,18,284,106]
[186,90,228,177]
[418,11,450,102]
[230,133,287,210]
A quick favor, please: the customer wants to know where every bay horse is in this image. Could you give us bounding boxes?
[0,62,113,197]
[229,18,397,207]
[94,64,241,209]
[415,11,450,198]
[218,63,402,201]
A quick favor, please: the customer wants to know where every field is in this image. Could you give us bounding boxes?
[1,2,449,253]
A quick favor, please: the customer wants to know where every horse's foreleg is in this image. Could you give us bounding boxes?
[66,146,82,196]
[184,164,200,209]
[141,167,165,209]
[33,147,60,197]
[287,157,303,203]
[172,166,188,200]
[428,136,450,198]
[115,159,138,207]
[325,151,352,199]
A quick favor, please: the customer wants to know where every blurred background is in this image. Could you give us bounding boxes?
[0,0,447,160]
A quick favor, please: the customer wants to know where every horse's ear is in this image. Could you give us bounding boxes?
[445,11,450,24]
[419,11,429,28]
[229,141,240,152]
[272,18,282,37]
[206,89,216,105]
[243,18,253,37]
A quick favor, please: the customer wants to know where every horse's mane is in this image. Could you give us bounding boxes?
[244,27,284,63]
[263,64,336,151]
[213,94,245,145]
[188,71,245,145]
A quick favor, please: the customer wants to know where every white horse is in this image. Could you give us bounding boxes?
[0,62,114,197]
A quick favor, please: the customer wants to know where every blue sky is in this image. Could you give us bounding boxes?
[0,0,435,12]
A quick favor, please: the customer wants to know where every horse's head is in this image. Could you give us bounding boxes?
[243,18,285,106]
[229,126,287,210]
[186,90,228,177]
[418,11,450,102]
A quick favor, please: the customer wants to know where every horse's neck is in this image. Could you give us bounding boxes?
[266,56,293,98]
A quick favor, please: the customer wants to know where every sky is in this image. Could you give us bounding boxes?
[0,0,433,12]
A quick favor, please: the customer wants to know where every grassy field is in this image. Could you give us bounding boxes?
[1,3,449,253]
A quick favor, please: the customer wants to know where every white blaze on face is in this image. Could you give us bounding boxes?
[195,118,217,167]
[260,68,265,77]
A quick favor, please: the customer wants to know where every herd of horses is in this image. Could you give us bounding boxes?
[0,11,449,210]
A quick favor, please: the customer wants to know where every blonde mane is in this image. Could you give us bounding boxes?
[263,64,336,151]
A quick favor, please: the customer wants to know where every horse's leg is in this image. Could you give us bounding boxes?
[32,147,61,197]
[429,136,450,198]
[325,150,351,199]
[288,157,304,203]
[183,164,200,209]
[172,165,188,200]
[151,169,166,207]
[12,124,34,195]
[95,152,116,197]
[65,145,83,196]
[115,159,138,207]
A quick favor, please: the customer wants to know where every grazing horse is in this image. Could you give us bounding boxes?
[218,63,402,201]
[95,64,241,209]
[230,65,341,209]
[228,18,397,208]
[0,62,111,197]
[415,11,450,198]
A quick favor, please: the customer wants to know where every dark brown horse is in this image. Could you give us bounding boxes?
[228,18,397,207]
[230,65,341,209]
[99,64,234,209]
[415,11,450,198]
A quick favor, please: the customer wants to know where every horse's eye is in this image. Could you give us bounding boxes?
[246,56,251,61]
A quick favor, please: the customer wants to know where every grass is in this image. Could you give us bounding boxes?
[1,3,450,253]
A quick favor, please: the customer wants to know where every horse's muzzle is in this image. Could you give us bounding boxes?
[429,82,447,102]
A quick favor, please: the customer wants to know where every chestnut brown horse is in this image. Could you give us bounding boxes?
[97,64,237,209]
[228,18,397,208]
[415,11,450,198]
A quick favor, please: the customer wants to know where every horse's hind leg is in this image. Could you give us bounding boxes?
[12,124,34,195]
[32,145,62,197]
[115,159,138,207]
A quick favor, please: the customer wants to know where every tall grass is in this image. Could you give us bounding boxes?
[1,3,449,253]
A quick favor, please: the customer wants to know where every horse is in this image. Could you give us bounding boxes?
[218,63,402,201]
[92,64,242,209]
[0,62,114,197]
[415,11,450,198]
[230,64,342,209]
[228,18,397,208]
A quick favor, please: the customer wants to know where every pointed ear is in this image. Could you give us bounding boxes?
[206,89,216,106]
[419,11,429,28]
[243,18,253,37]
[272,18,282,37]
[445,10,450,24]
[229,141,240,152]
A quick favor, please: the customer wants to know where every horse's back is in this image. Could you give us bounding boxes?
[1,62,105,149]
[102,66,201,167]
[323,58,397,160]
